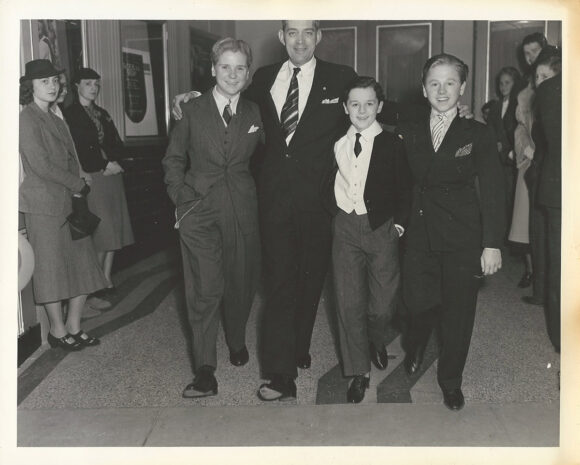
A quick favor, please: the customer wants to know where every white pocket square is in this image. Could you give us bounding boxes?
[321,97,339,104]
[455,143,473,158]
[248,125,260,133]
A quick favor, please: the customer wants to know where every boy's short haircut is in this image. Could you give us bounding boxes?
[343,76,385,103]
[522,32,548,49]
[281,20,320,31]
[211,37,252,68]
[421,53,469,84]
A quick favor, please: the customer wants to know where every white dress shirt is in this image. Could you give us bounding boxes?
[212,87,240,126]
[270,56,316,144]
[334,121,383,215]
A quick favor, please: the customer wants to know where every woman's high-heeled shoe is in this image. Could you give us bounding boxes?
[70,330,100,347]
[47,332,83,351]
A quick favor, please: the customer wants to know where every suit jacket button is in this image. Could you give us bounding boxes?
[285,153,291,159]
[419,209,424,216]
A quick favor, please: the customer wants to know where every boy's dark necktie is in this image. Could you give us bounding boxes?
[281,67,301,138]
[223,100,233,126]
[354,133,362,157]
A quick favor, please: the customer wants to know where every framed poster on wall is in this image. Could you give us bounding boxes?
[120,20,167,139]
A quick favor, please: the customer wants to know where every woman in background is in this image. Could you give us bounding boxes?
[488,66,524,230]
[19,59,106,350]
[64,68,134,296]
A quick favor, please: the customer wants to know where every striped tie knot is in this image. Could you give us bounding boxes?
[431,112,447,152]
[281,67,301,138]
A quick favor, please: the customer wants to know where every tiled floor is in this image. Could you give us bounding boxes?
[16,247,563,456]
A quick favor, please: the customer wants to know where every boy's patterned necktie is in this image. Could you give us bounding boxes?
[223,100,233,126]
[354,133,362,157]
[281,67,301,138]
[431,113,447,152]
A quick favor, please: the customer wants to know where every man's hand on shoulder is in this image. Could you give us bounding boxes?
[457,103,474,119]
[171,91,201,120]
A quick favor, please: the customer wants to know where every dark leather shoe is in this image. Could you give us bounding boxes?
[182,366,217,398]
[69,330,100,347]
[347,375,370,403]
[229,346,249,366]
[369,342,388,370]
[257,375,297,401]
[403,345,425,375]
[47,332,83,351]
[296,353,311,369]
[518,272,532,288]
[521,295,545,306]
[442,388,465,411]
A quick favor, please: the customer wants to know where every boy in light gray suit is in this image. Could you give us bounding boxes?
[162,38,263,398]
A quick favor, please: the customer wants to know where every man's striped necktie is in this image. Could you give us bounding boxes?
[281,67,301,138]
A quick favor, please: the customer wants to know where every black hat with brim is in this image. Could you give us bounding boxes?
[20,59,64,83]
[73,67,101,83]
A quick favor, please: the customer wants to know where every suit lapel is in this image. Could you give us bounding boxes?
[436,115,471,158]
[264,63,283,123]
[297,60,325,126]
[200,92,227,158]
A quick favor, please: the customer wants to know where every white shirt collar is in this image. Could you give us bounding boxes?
[283,56,316,78]
[346,120,383,141]
[212,86,240,113]
[430,106,457,121]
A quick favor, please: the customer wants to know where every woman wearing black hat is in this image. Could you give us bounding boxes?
[19,59,107,350]
[64,68,134,294]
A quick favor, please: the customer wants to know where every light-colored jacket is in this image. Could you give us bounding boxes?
[19,102,85,216]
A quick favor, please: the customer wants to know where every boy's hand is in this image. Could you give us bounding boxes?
[457,103,474,119]
[172,91,201,120]
[480,248,502,275]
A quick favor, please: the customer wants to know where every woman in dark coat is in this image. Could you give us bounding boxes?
[64,68,134,294]
[19,59,106,350]
[488,66,524,227]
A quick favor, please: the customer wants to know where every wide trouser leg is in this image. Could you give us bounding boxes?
[260,206,331,378]
[437,249,481,391]
[333,213,400,376]
[260,206,301,378]
[221,206,260,353]
[402,248,441,354]
[365,218,400,349]
[332,211,370,376]
[544,206,561,351]
[294,210,332,360]
[179,202,222,373]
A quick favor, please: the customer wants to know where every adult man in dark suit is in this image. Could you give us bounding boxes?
[162,38,263,398]
[398,54,505,411]
[534,52,562,353]
[245,21,356,401]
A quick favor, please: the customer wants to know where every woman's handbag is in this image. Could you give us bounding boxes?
[66,194,101,240]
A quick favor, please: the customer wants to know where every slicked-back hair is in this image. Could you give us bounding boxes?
[343,76,385,103]
[422,53,469,84]
[281,20,320,31]
[211,37,253,69]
